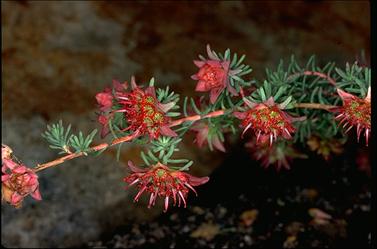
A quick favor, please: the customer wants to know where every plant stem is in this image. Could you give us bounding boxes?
[288,71,337,86]
[33,111,226,173]
[294,103,335,111]
[32,101,334,173]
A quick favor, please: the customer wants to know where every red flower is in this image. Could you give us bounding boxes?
[95,88,113,112]
[124,161,209,212]
[191,123,226,152]
[234,97,305,146]
[191,45,240,104]
[97,114,113,138]
[96,80,129,138]
[245,138,307,171]
[115,77,177,140]
[2,155,42,208]
[333,87,371,146]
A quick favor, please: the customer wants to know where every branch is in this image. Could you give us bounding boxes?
[32,102,334,173]
[294,103,335,111]
[288,70,337,86]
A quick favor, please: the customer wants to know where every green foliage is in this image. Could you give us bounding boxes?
[41,120,72,154]
[69,130,97,155]
[156,85,181,117]
[335,62,370,97]
[259,55,344,142]
[42,120,97,155]
[140,136,193,171]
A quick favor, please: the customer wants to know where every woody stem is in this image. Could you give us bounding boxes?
[33,102,333,173]
[287,71,337,86]
[33,110,226,173]
[294,103,335,111]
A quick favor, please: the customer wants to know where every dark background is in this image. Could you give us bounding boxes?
[1,1,371,247]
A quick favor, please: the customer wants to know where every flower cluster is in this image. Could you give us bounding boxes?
[333,87,371,146]
[123,161,209,212]
[234,97,305,146]
[96,77,177,140]
[2,145,41,208]
[192,45,241,104]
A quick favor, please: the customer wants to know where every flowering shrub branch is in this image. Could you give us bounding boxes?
[2,45,371,210]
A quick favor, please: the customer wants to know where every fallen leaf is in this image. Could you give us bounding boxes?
[309,208,332,226]
[240,209,259,227]
[190,222,220,241]
[283,235,298,248]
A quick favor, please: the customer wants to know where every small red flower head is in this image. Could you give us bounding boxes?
[191,122,226,152]
[95,87,113,112]
[2,151,42,208]
[124,161,209,212]
[192,45,240,104]
[234,97,305,146]
[115,77,177,140]
[333,87,371,146]
[96,80,128,138]
[245,138,307,171]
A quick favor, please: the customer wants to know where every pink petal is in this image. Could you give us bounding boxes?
[233,111,246,119]
[11,193,23,205]
[186,174,209,186]
[243,98,257,109]
[265,96,275,106]
[13,166,27,174]
[145,86,157,99]
[191,74,199,80]
[128,161,148,173]
[193,60,206,67]
[226,81,238,96]
[221,60,230,71]
[195,80,208,92]
[212,136,226,152]
[160,126,178,137]
[158,102,175,113]
[2,159,18,170]
[206,60,222,67]
[209,88,223,104]
[1,174,10,182]
[196,128,209,147]
[31,189,42,201]
[337,88,356,102]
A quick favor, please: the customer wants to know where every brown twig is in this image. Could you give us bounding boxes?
[33,110,226,173]
[294,103,335,111]
[288,71,337,86]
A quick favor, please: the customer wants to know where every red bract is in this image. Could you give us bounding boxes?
[234,97,305,146]
[123,161,209,212]
[95,77,177,140]
[96,80,128,138]
[95,87,113,112]
[191,123,226,152]
[333,87,371,146]
[2,156,42,208]
[115,77,177,140]
[191,45,240,104]
[245,137,306,171]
